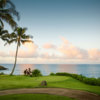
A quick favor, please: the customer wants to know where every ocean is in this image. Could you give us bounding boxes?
[0,64,100,78]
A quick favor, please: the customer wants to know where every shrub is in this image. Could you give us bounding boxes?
[56,72,71,76]
[50,72,55,76]
[0,72,4,75]
[32,69,42,77]
[55,72,100,86]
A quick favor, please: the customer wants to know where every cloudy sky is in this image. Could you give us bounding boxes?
[0,0,100,64]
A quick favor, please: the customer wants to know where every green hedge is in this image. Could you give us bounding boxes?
[55,72,100,86]
[0,72,4,75]
[50,72,56,76]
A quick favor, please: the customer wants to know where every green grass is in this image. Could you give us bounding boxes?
[0,75,100,95]
[0,94,76,100]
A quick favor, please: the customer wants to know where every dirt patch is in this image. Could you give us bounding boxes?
[0,88,100,100]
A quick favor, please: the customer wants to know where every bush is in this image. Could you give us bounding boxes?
[0,72,4,75]
[55,72,100,86]
[50,72,55,76]
[56,72,71,76]
[32,69,42,77]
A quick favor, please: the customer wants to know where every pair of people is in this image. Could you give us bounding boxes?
[24,68,31,75]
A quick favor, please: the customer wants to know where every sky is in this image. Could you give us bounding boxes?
[0,0,100,64]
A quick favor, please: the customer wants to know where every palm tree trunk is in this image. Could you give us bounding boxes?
[10,42,19,75]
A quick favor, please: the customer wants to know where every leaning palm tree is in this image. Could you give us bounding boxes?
[0,0,19,28]
[7,27,33,75]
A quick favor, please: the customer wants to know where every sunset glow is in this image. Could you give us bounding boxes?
[0,0,100,64]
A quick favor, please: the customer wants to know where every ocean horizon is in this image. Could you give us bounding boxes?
[0,64,100,78]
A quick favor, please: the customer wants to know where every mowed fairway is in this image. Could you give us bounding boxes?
[0,75,100,95]
[0,94,75,100]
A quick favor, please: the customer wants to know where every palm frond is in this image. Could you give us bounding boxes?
[0,30,8,35]
[0,13,17,29]
[21,39,33,44]
[4,38,17,45]
[1,33,10,40]
[10,32,17,38]
[21,28,27,34]
[17,27,22,36]
[16,27,27,36]
[21,34,33,39]
[0,0,6,8]
[6,0,15,9]
[2,37,9,42]
[0,8,20,20]
[0,27,9,40]
[0,0,19,28]
[2,27,33,47]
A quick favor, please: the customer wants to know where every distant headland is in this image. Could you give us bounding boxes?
[0,65,8,70]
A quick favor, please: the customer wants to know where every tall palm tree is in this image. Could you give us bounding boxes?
[0,0,19,28]
[7,27,33,75]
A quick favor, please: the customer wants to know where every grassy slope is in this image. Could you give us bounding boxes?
[0,75,100,95]
[0,94,75,100]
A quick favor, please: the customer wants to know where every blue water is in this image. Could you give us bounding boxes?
[0,64,100,78]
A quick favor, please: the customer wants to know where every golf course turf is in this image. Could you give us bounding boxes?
[0,75,100,95]
[0,94,76,100]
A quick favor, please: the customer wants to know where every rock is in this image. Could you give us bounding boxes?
[40,81,47,86]
[0,65,8,70]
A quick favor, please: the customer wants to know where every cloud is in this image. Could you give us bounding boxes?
[0,51,8,57]
[58,37,88,59]
[43,43,56,49]
[40,52,58,59]
[10,42,38,58]
[60,36,69,45]
[88,49,100,60]
[0,36,100,63]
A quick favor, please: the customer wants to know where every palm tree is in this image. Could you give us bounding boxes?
[0,0,19,28]
[7,27,33,75]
